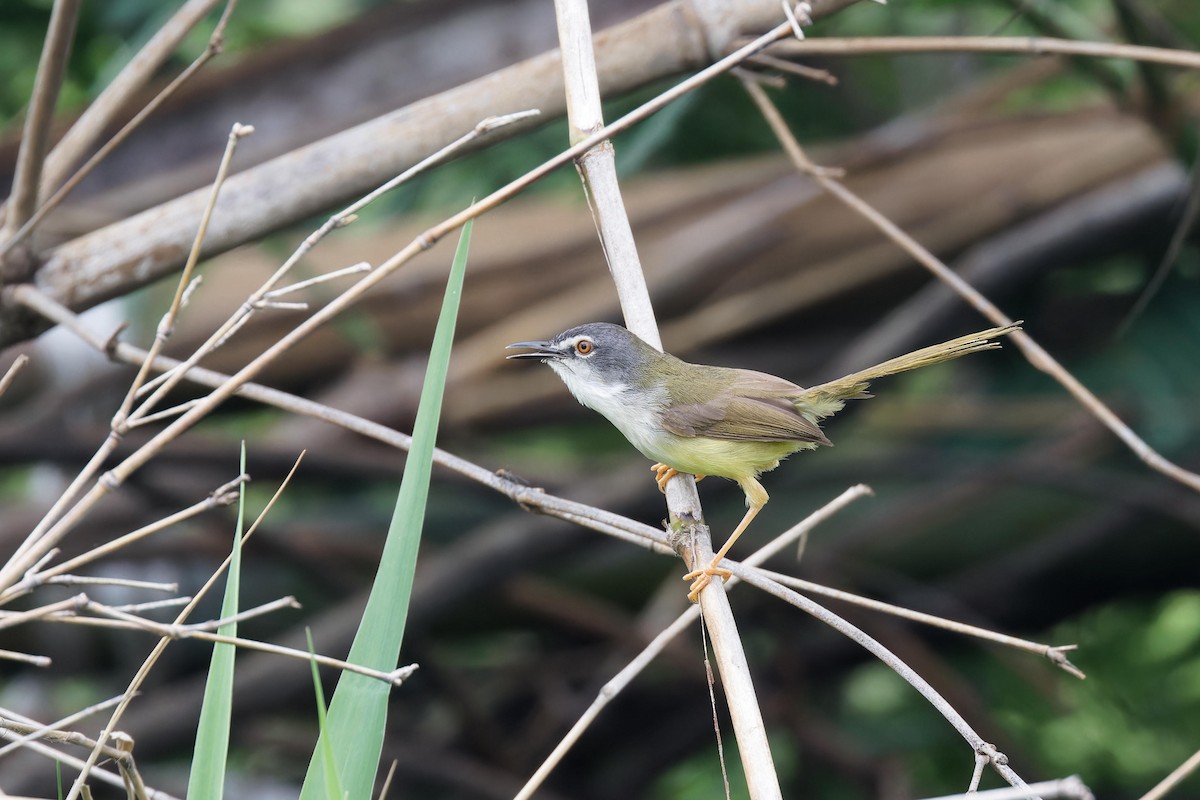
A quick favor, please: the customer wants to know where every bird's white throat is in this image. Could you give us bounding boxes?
[548,360,669,460]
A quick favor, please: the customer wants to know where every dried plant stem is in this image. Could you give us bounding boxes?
[38,0,231,208]
[764,33,1200,69]
[0,354,29,397]
[0,713,152,799]
[0,710,177,800]
[732,564,1037,795]
[29,597,418,687]
[515,484,871,800]
[11,284,674,557]
[554,3,784,792]
[0,648,50,667]
[554,0,659,347]
[1,0,80,242]
[0,0,239,258]
[122,122,254,423]
[3,124,251,588]
[741,77,1200,495]
[63,452,302,800]
[0,695,124,758]
[1138,748,1200,800]
[10,111,532,588]
[0,715,132,763]
[759,569,1084,677]
[919,776,1095,800]
[6,14,804,586]
[748,53,839,84]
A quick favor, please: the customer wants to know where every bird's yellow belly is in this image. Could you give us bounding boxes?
[648,436,815,481]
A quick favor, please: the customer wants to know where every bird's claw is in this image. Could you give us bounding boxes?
[651,463,704,493]
[652,463,676,493]
[683,563,733,603]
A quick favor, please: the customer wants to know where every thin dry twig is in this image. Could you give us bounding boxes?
[0,353,30,397]
[0,694,124,758]
[31,595,418,686]
[554,3,783,791]
[124,122,255,424]
[758,569,1084,678]
[0,711,178,800]
[919,776,1094,800]
[0,648,51,667]
[11,284,678,558]
[763,33,1200,69]
[0,713,155,800]
[1,0,80,243]
[4,124,253,588]
[1138,748,1200,800]
[0,475,242,604]
[25,111,538,571]
[731,564,1038,796]
[514,485,872,800]
[747,53,839,84]
[740,76,1200,495]
[37,0,232,212]
[0,0,239,258]
[62,451,303,800]
[3,14,818,596]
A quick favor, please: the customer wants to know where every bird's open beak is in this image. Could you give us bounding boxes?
[505,340,566,360]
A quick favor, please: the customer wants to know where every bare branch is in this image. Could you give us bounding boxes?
[919,776,1095,800]
[515,485,871,799]
[1138,748,1200,800]
[0,354,30,398]
[0,695,124,758]
[731,564,1038,796]
[740,76,1200,495]
[0,0,240,259]
[38,0,233,207]
[1,0,81,247]
[16,0,842,346]
[764,33,1200,69]
[758,570,1085,678]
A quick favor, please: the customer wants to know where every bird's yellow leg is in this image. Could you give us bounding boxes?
[684,477,768,602]
[651,463,705,494]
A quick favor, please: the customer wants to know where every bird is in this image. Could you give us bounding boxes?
[507,321,1018,602]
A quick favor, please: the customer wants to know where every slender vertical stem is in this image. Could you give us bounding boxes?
[2,0,81,250]
[553,1,783,797]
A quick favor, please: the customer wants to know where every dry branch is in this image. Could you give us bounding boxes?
[741,77,1200,496]
[4,0,857,346]
[1,0,80,251]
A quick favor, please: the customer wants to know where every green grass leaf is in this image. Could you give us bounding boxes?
[307,628,345,800]
[300,220,473,799]
[186,443,247,799]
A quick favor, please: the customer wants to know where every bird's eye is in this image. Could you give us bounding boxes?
[575,339,594,356]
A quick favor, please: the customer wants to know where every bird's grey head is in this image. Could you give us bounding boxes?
[506,323,658,393]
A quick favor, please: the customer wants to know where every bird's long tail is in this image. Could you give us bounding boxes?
[796,322,1021,421]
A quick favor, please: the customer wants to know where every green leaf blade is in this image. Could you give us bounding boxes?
[300,220,473,799]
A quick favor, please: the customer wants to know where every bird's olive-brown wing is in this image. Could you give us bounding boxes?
[660,369,831,445]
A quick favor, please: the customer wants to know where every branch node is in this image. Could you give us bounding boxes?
[515,486,547,514]
[976,742,1008,768]
[103,321,130,361]
[783,2,813,41]
[97,470,121,492]
[389,663,420,686]
[1046,644,1086,679]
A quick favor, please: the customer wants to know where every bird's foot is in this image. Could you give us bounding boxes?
[683,561,733,603]
[652,463,676,493]
[651,464,704,493]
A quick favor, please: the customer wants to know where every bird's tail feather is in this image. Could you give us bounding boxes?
[797,322,1020,421]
